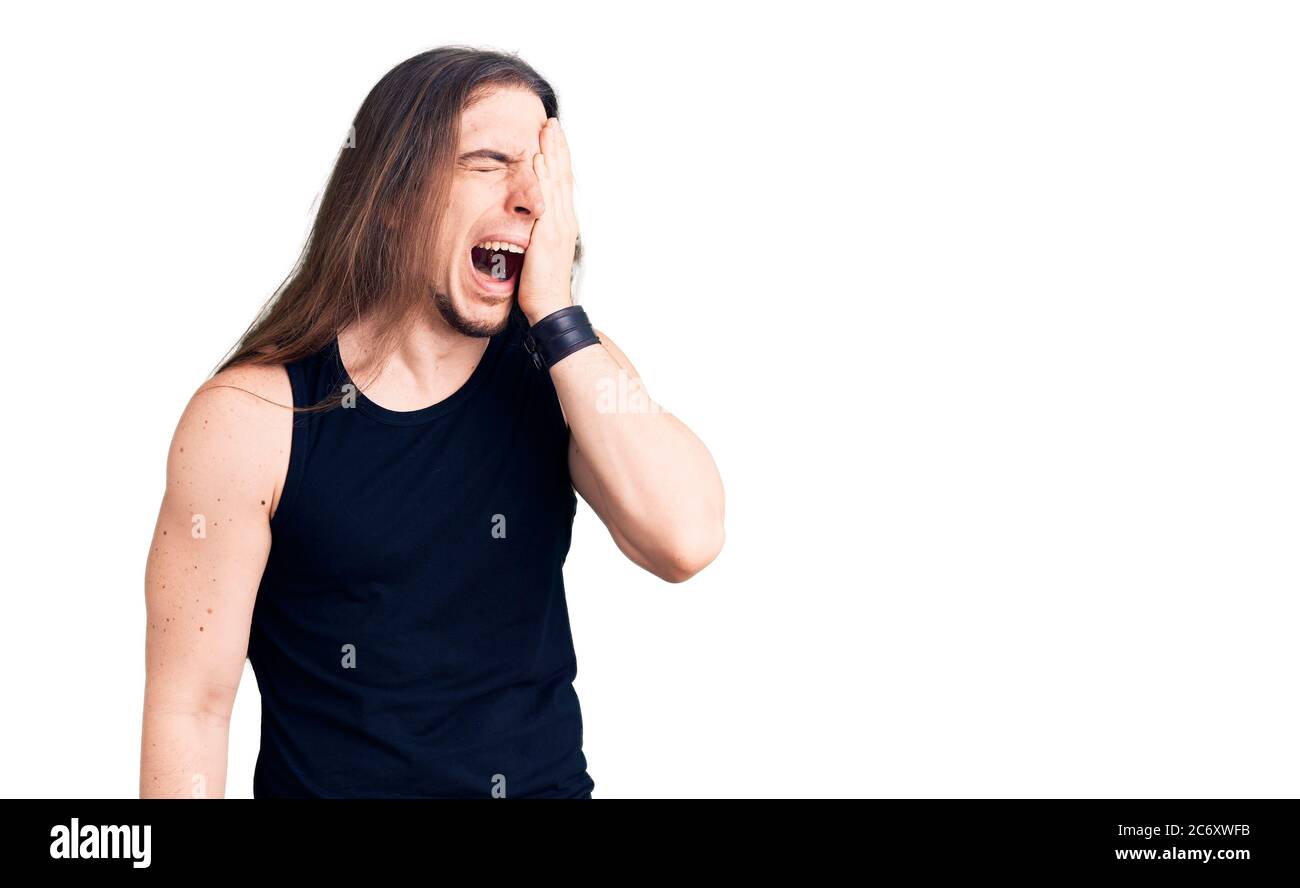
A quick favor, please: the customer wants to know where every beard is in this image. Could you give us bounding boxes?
[432,288,513,338]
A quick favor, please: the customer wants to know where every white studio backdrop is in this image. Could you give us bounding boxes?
[1,1,1297,798]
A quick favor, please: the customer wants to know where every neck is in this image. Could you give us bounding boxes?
[337,302,490,412]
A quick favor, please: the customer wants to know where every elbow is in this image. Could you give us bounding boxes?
[653,521,725,584]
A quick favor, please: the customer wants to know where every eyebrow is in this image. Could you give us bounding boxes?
[457,148,525,164]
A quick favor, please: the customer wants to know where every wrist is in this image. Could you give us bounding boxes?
[522,298,573,327]
[518,304,600,370]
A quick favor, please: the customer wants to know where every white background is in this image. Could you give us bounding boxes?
[2,1,1296,798]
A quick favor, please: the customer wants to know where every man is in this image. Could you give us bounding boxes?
[139,47,725,799]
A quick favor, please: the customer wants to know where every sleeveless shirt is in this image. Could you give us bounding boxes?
[247,308,594,798]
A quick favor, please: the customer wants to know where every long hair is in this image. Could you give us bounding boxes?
[213,46,578,408]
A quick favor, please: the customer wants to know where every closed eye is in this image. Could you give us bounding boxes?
[471,167,505,173]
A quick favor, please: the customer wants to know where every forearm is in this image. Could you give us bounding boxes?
[550,339,725,575]
[139,686,232,798]
[516,118,723,577]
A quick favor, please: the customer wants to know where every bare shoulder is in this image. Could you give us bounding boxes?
[168,362,295,519]
[192,362,293,415]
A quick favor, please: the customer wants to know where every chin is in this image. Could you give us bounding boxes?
[434,288,513,338]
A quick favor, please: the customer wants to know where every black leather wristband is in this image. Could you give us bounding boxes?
[520,305,600,370]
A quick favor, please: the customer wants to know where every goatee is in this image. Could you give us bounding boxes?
[433,289,512,338]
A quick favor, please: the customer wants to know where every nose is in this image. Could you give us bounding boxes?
[510,166,545,219]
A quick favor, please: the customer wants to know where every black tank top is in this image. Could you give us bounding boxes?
[247,308,594,798]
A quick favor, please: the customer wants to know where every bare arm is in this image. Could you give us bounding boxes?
[515,117,724,583]
[139,364,291,798]
[560,331,725,583]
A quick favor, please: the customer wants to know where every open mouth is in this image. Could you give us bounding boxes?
[469,240,526,289]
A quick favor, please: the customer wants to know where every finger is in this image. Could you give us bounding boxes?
[552,119,573,182]
[533,151,551,217]
[540,120,573,220]
[535,121,573,224]
[543,118,570,182]
[542,117,571,186]
[540,117,558,163]
[556,158,573,221]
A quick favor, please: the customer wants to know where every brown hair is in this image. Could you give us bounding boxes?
[212,46,577,410]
